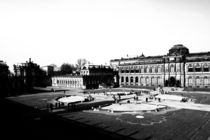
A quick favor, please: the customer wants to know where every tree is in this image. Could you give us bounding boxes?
[60,63,76,75]
[76,58,89,69]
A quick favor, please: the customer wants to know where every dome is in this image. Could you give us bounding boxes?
[169,44,189,55]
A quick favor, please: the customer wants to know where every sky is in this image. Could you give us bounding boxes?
[1,0,210,72]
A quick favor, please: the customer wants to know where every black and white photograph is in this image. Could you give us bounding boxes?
[1,0,210,140]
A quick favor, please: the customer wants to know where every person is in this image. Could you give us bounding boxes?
[51,88,55,92]
[136,96,138,101]
[146,98,148,102]
[158,98,161,102]
[49,104,53,112]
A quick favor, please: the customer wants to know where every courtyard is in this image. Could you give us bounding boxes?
[6,87,210,140]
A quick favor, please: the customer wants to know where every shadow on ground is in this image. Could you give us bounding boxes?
[0,98,134,140]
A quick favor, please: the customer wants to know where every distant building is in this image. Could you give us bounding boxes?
[110,44,210,88]
[52,65,115,89]
[14,58,50,88]
[0,60,9,78]
[41,65,54,76]
[0,60,10,95]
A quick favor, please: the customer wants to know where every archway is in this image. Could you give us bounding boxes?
[169,77,176,87]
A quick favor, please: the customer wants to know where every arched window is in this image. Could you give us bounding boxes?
[121,76,124,82]
[157,77,160,85]
[130,77,133,83]
[158,66,161,73]
[170,65,174,72]
[145,77,149,85]
[138,67,141,73]
[188,77,193,86]
[149,67,152,73]
[135,77,138,83]
[208,77,210,85]
[151,77,155,85]
[144,66,147,73]
[195,76,200,86]
[140,77,143,85]
[126,77,129,83]
[155,67,158,73]
[161,65,164,72]
[204,77,208,86]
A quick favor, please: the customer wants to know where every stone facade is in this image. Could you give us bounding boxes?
[52,65,115,89]
[52,76,84,88]
[110,44,210,88]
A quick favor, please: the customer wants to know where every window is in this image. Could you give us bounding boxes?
[188,68,193,72]
[126,77,129,83]
[139,67,142,73]
[130,77,133,83]
[161,66,164,72]
[157,77,160,85]
[146,77,150,85]
[130,69,134,73]
[121,77,124,82]
[155,67,158,73]
[203,64,209,72]
[135,77,138,83]
[195,77,200,85]
[158,66,161,73]
[140,77,143,84]
[144,67,147,73]
[151,77,155,85]
[188,77,193,86]
[195,64,201,72]
[135,69,139,73]
[195,67,201,72]
[170,65,174,72]
[149,67,152,73]
[204,77,208,86]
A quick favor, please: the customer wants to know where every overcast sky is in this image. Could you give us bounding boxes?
[1,0,210,71]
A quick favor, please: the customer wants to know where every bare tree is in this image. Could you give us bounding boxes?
[76,58,89,69]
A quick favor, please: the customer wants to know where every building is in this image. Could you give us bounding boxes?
[110,44,210,88]
[14,58,50,88]
[52,65,115,89]
[41,65,55,76]
[0,60,10,96]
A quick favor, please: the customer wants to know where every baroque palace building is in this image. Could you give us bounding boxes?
[110,44,210,88]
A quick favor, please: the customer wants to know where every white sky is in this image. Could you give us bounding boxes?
[1,0,210,72]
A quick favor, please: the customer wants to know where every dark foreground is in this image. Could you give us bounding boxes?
[0,98,133,140]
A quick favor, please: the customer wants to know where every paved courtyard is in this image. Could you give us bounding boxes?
[7,88,210,140]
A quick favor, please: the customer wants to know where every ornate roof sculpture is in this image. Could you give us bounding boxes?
[168,44,189,56]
